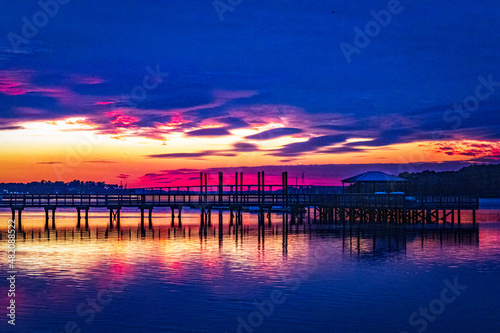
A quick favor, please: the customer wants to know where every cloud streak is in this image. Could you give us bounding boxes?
[245,128,302,140]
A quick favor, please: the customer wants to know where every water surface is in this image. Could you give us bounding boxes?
[1,202,499,332]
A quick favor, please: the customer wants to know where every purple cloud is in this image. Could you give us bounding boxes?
[185,128,231,137]
[147,150,236,159]
[233,142,259,152]
[270,134,350,157]
[245,128,302,140]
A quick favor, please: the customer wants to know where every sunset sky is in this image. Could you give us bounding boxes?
[1,0,500,187]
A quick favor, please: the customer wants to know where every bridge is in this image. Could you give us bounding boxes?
[1,172,479,230]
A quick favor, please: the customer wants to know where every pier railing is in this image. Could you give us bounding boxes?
[0,193,479,210]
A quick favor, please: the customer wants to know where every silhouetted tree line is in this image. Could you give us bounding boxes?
[399,164,500,196]
[0,180,130,194]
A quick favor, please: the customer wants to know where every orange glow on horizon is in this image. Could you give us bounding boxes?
[0,116,491,187]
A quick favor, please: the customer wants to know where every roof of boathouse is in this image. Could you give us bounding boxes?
[341,171,407,184]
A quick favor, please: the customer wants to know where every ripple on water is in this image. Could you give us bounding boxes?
[1,210,500,332]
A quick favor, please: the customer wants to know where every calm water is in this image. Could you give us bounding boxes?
[1,201,500,333]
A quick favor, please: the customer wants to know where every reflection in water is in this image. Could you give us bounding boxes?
[0,208,499,333]
[1,222,481,253]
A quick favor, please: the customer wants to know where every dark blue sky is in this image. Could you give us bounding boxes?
[2,0,500,130]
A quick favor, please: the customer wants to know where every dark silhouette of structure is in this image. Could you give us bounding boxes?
[342,171,407,194]
[1,171,479,232]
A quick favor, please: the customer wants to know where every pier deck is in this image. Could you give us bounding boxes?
[0,172,479,229]
[0,193,479,210]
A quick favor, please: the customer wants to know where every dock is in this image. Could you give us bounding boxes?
[1,172,479,231]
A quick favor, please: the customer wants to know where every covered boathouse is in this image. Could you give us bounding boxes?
[341,171,407,194]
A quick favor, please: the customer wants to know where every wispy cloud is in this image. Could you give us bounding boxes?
[245,128,302,140]
[185,128,231,137]
[36,161,63,165]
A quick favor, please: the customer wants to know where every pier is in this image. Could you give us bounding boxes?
[1,172,479,231]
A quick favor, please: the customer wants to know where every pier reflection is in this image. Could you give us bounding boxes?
[0,207,497,333]
[3,217,479,258]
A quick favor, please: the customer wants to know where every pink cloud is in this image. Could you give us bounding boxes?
[0,70,33,95]
[0,79,27,95]
[107,111,140,127]
[70,75,105,85]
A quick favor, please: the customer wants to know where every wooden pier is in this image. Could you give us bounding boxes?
[0,172,479,230]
